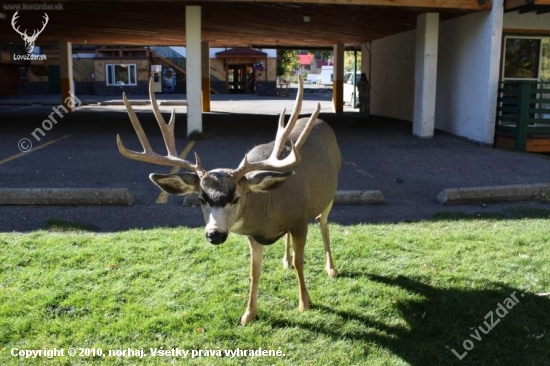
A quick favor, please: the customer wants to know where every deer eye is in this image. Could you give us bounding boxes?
[231,196,240,205]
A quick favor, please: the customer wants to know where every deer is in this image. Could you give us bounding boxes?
[11,11,49,54]
[117,77,342,325]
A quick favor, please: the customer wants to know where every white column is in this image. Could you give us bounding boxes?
[413,13,439,138]
[59,42,74,112]
[186,6,202,136]
[201,41,210,112]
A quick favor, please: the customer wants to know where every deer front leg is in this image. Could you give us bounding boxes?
[316,200,338,277]
[241,236,265,325]
[291,223,310,312]
[282,232,292,269]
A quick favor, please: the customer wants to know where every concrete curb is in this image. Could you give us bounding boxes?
[182,189,386,207]
[0,188,135,206]
[334,190,386,205]
[437,183,550,205]
[99,100,149,106]
[160,101,187,106]
[98,100,186,107]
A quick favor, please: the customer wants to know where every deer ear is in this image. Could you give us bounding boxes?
[244,171,294,193]
[149,173,199,195]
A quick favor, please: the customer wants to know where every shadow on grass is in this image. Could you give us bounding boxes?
[267,274,549,366]
[433,206,550,222]
[44,218,98,232]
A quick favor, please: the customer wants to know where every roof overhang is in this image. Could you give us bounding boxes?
[504,0,550,13]
[0,0,492,49]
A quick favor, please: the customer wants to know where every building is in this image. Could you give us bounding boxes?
[0,0,548,144]
[363,1,550,149]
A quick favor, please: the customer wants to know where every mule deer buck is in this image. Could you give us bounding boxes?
[117,78,341,324]
[11,11,49,54]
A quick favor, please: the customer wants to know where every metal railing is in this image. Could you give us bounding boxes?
[496,81,550,151]
[148,46,186,72]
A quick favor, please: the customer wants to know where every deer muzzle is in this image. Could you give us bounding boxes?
[205,230,228,245]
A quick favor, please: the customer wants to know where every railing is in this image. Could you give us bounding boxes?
[496,81,550,151]
[148,46,186,72]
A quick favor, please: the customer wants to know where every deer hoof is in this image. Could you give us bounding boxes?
[326,267,338,278]
[299,296,310,312]
[240,310,257,325]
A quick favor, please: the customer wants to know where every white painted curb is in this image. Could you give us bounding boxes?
[0,188,135,205]
[437,183,550,205]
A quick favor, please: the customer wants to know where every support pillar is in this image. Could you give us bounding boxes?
[186,6,202,135]
[413,13,439,138]
[59,42,74,111]
[332,43,344,113]
[201,41,211,112]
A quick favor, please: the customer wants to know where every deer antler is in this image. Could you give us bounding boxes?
[30,13,49,39]
[232,77,320,180]
[11,11,48,40]
[11,11,27,38]
[116,78,206,177]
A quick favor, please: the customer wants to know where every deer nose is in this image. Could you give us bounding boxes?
[205,230,228,245]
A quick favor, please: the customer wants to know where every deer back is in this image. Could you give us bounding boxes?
[232,117,341,240]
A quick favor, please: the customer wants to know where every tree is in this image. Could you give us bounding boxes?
[277,49,299,76]
[344,51,362,72]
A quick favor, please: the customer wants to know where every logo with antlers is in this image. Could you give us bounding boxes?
[11,10,49,54]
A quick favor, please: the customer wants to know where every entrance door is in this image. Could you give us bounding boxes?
[48,65,61,94]
[228,64,246,93]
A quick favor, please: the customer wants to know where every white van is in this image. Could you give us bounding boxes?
[343,72,361,107]
[320,66,333,85]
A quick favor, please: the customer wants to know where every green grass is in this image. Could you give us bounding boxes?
[1,210,549,365]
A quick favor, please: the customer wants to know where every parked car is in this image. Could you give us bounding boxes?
[343,71,361,107]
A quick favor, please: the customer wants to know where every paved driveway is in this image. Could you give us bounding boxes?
[1,99,550,232]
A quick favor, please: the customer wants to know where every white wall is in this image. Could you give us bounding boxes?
[436,1,503,144]
[503,11,550,30]
[370,30,416,122]
[370,3,504,144]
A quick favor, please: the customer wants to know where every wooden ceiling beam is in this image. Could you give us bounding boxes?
[211,0,492,11]
[0,1,491,48]
[505,0,550,12]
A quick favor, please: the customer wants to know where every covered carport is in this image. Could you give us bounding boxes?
[0,0,492,137]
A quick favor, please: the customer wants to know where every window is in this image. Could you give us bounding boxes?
[502,36,550,81]
[106,64,137,86]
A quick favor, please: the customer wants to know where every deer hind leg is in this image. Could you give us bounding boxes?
[241,236,265,325]
[291,222,310,312]
[282,232,292,269]
[316,200,338,277]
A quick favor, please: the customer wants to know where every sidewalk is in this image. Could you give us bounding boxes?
[0,84,333,107]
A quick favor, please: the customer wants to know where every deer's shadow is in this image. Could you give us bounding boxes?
[266,273,550,366]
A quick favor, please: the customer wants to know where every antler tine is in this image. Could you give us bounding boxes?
[37,13,48,35]
[233,143,300,180]
[148,78,178,156]
[11,11,25,37]
[231,77,315,180]
[116,82,204,173]
[295,102,320,151]
[271,76,304,159]
[120,91,153,153]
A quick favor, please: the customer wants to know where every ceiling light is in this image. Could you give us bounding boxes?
[303,15,311,23]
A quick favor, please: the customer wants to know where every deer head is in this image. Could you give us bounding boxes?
[117,78,318,244]
[11,11,49,54]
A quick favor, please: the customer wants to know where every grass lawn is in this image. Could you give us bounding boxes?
[1,207,549,365]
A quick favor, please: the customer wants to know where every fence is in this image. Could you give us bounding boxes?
[496,81,550,151]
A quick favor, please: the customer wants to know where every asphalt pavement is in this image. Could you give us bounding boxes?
[1,94,550,232]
